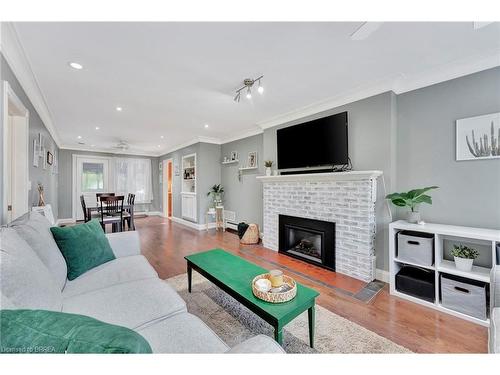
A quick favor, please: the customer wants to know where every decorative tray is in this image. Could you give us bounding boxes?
[251,273,297,303]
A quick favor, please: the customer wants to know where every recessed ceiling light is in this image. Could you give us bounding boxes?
[204,124,209,129]
[116,106,122,112]
[157,145,161,148]
[77,135,82,139]
[95,126,100,130]
[69,62,83,70]
[160,135,164,139]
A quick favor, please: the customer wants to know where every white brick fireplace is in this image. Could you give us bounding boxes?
[257,171,383,282]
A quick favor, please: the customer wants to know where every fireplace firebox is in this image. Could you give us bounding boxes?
[278,215,335,271]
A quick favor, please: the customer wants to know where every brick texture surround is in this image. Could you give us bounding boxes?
[259,172,381,282]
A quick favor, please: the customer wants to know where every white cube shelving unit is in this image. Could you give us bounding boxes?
[389,220,500,326]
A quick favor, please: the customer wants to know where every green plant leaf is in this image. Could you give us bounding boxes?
[413,194,432,205]
[391,198,407,207]
[385,192,403,200]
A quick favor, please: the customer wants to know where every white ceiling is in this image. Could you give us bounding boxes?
[8,22,500,156]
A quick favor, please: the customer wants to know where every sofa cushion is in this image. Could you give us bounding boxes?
[50,220,116,280]
[62,279,186,329]
[9,211,68,290]
[1,291,17,309]
[62,255,158,298]
[226,335,285,353]
[0,309,152,354]
[0,228,62,311]
[137,312,229,353]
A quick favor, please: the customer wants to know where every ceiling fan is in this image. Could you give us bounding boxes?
[113,140,130,151]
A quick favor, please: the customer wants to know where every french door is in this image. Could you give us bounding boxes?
[74,156,111,220]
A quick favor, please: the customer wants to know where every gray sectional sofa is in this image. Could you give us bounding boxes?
[0,212,284,353]
[490,266,500,353]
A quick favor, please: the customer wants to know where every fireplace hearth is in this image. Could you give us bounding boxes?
[279,215,335,271]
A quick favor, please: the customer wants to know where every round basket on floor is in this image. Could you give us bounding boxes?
[240,223,259,244]
[252,273,297,303]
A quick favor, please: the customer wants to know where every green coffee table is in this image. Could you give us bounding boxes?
[185,249,319,347]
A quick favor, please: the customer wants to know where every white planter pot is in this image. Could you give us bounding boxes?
[454,257,474,272]
[265,167,272,176]
[407,211,421,224]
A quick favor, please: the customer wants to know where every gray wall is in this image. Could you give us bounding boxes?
[397,67,500,229]
[221,134,264,227]
[58,149,160,219]
[159,142,221,224]
[1,54,59,224]
[196,143,222,223]
[263,92,396,270]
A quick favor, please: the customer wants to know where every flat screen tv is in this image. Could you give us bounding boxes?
[277,111,348,170]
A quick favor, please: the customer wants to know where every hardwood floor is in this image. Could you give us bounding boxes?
[135,216,488,353]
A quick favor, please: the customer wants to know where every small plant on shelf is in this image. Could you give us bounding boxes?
[264,160,273,176]
[385,186,439,223]
[207,184,224,207]
[450,245,479,272]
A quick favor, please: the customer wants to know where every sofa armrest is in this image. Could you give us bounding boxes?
[226,335,285,354]
[492,266,500,309]
[106,231,141,258]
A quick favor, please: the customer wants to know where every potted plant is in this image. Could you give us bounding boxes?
[386,186,439,223]
[450,245,479,271]
[264,160,273,176]
[207,184,224,207]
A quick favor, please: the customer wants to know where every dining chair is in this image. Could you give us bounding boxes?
[99,195,124,232]
[96,192,115,207]
[124,193,136,230]
[80,195,100,222]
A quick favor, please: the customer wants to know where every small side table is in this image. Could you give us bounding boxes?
[206,206,225,232]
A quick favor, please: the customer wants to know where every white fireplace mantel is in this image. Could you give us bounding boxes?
[258,169,383,282]
[256,170,383,183]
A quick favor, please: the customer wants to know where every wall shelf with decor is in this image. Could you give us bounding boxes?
[222,159,239,165]
[238,166,258,171]
[389,220,500,327]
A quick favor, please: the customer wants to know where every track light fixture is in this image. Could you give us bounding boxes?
[234,75,264,102]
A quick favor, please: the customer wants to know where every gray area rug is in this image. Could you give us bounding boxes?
[167,273,411,353]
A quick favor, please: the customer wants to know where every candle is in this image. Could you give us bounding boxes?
[269,270,284,288]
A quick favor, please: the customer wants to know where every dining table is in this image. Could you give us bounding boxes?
[86,204,135,231]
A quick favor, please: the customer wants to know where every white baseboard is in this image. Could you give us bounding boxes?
[170,216,217,231]
[56,218,75,226]
[375,268,390,283]
[139,211,162,217]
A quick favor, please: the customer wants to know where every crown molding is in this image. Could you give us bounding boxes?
[256,50,500,130]
[59,144,159,157]
[392,48,500,94]
[1,22,61,146]
[256,80,394,130]
[219,127,263,144]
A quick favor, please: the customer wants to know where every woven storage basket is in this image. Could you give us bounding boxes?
[252,273,297,303]
[240,223,259,244]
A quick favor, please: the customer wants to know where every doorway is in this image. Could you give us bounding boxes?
[162,158,173,218]
[2,81,29,224]
[73,155,111,220]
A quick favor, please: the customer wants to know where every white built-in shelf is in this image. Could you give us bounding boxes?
[394,257,435,271]
[389,220,499,327]
[222,160,239,165]
[239,166,258,171]
[389,220,500,242]
[437,259,491,283]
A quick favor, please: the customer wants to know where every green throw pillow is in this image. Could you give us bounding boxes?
[50,219,116,280]
[0,309,152,354]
